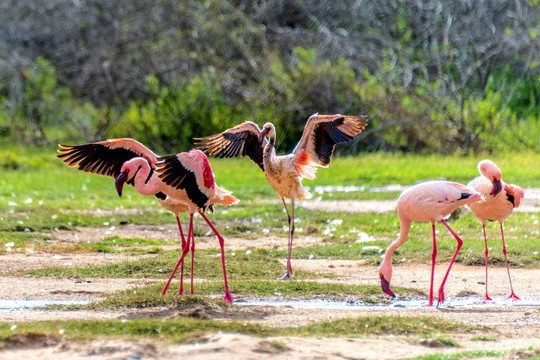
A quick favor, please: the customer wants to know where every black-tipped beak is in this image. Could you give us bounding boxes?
[490,179,502,196]
[115,171,129,197]
[380,274,396,298]
[259,128,269,144]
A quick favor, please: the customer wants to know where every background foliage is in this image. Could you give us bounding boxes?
[0,0,539,154]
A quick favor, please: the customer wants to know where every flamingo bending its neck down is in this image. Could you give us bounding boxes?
[378,180,483,306]
[467,160,524,301]
[151,149,239,303]
[196,113,368,280]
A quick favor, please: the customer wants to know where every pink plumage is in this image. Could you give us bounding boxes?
[467,159,524,301]
[378,180,483,306]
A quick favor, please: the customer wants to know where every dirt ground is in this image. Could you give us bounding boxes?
[1,221,540,358]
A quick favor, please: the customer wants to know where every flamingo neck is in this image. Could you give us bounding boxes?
[382,219,411,265]
[131,161,160,196]
[263,134,276,162]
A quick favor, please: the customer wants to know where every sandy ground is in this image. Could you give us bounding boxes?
[2,201,540,358]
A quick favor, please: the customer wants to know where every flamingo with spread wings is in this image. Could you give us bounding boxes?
[196,113,368,279]
[57,139,238,303]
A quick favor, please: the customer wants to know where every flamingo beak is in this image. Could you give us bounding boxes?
[490,179,502,196]
[380,274,396,298]
[115,171,129,197]
[259,128,269,144]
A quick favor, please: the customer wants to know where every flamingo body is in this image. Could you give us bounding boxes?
[379,180,483,306]
[196,113,368,279]
[467,160,524,300]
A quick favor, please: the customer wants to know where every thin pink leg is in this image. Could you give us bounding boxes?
[161,214,193,295]
[481,224,492,301]
[500,222,520,300]
[175,215,186,294]
[426,222,437,307]
[280,198,294,280]
[199,211,233,303]
[437,219,464,306]
[190,223,196,295]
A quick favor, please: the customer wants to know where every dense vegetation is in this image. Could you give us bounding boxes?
[1,0,539,154]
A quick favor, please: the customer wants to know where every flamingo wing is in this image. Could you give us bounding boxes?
[505,184,524,208]
[57,138,158,178]
[195,121,266,171]
[292,114,368,167]
[155,151,215,210]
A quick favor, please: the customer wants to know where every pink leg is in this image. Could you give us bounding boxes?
[500,222,520,300]
[199,211,233,303]
[481,224,492,301]
[175,215,187,294]
[437,219,464,306]
[161,214,193,295]
[190,223,196,295]
[280,198,294,280]
[426,222,437,307]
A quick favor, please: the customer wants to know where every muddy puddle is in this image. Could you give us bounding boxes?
[0,299,91,310]
[236,296,540,312]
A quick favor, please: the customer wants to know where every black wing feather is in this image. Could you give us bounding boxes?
[156,155,210,210]
[57,144,143,178]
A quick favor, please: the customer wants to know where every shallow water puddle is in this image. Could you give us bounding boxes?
[236,296,540,311]
[0,299,91,310]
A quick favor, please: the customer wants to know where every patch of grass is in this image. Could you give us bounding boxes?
[470,335,497,341]
[0,315,478,347]
[408,350,506,360]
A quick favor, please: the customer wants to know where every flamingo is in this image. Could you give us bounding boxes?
[378,181,483,306]
[467,160,524,301]
[196,113,368,279]
[150,149,239,303]
[57,139,238,302]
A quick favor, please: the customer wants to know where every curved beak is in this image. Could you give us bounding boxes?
[490,178,502,196]
[380,274,396,298]
[258,128,269,144]
[115,171,129,197]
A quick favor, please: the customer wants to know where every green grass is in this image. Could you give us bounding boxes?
[0,315,477,348]
[408,350,506,360]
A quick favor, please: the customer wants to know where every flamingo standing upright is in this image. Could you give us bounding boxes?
[378,181,483,306]
[467,160,524,301]
[57,140,238,302]
[196,113,368,279]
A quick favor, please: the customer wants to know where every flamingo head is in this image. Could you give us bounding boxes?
[378,263,395,298]
[259,122,275,144]
[478,160,502,196]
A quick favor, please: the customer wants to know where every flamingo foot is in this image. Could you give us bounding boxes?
[279,272,292,281]
[436,289,445,307]
[481,294,493,301]
[507,292,520,301]
[423,301,434,307]
[223,292,233,304]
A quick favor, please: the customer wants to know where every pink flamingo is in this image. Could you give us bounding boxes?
[151,149,238,303]
[196,113,368,280]
[58,140,237,302]
[467,160,524,301]
[378,181,483,306]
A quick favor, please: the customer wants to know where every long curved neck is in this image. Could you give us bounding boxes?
[263,133,276,162]
[130,160,160,196]
[383,218,411,264]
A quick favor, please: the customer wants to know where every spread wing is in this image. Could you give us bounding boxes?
[57,138,158,178]
[292,114,368,167]
[154,152,214,210]
[195,121,266,171]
